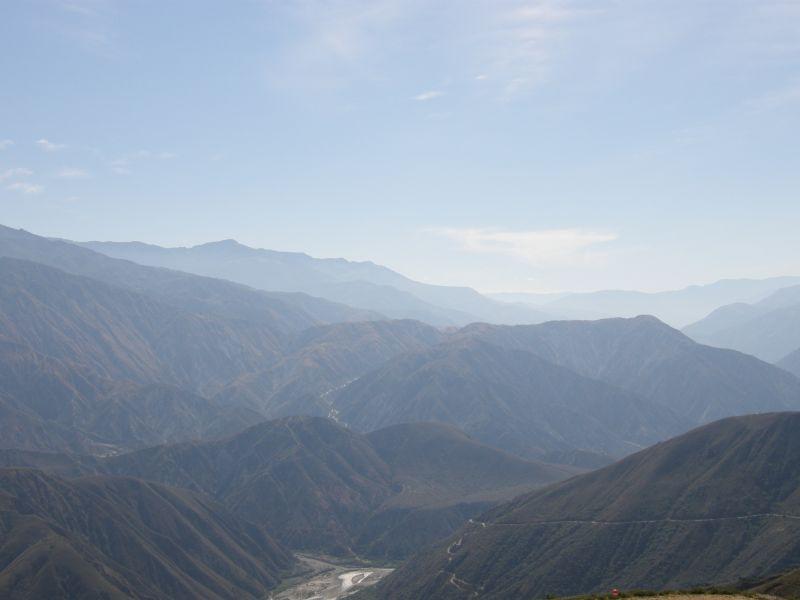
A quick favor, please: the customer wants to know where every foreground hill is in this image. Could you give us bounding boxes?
[0,468,293,599]
[334,337,685,464]
[751,567,800,598]
[77,237,553,326]
[103,416,573,558]
[366,413,800,599]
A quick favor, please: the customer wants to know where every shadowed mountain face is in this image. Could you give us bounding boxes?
[366,412,800,600]
[0,468,293,600]
[334,337,686,464]
[456,316,800,424]
[751,567,800,599]
[103,416,573,558]
[77,238,553,326]
[684,284,800,363]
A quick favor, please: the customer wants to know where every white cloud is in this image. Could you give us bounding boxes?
[108,149,176,174]
[261,1,592,99]
[0,168,34,182]
[0,139,13,150]
[414,90,444,101]
[479,1,596,98]
[56,167,91,179]
[36,139,66,152]
[7,182,44,195]
[430,226,617,267]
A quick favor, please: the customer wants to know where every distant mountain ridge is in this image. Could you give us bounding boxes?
[76,238,553,326]
[0,224,379,333]
[684,284,800,363]
[500,277,800,327]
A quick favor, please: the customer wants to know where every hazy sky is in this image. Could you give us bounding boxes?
[1,0,799,293]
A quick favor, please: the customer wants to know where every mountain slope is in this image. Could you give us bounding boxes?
[333,337,686,464]
[368,412,800,599]
[684,284,800,362]
[779,349,800,378]
[750,567,800,599]
[77,238,553,326]
[103,416,572,558]
[0,338,261,453]
[0,248,443,445]
[217,319,444,416]
[459,316,800,424]
[0,256,286,394]
[0,468,293,599]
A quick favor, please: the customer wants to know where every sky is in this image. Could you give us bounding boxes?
[1,0,799,294]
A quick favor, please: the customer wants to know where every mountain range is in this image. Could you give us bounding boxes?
[80,237,800,330]
[3,221,800,598]
[331,316,800,465]
[0,416,574,561]
[3,229,799,468]
[363,412,800,599]
[494,276,800,328]
[76,238,553,326]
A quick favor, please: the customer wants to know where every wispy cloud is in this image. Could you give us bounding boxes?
[0,139,13,150]
[413,90,444,101]
[0,168,34,182]
[56,167,91,179]
[430,226,617,267]
[109,149,176,174]
[261,1,596,100]
[36,139,66,152]
[7,182,44,195]
[263,0,409,91]
[478,1,597,98]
